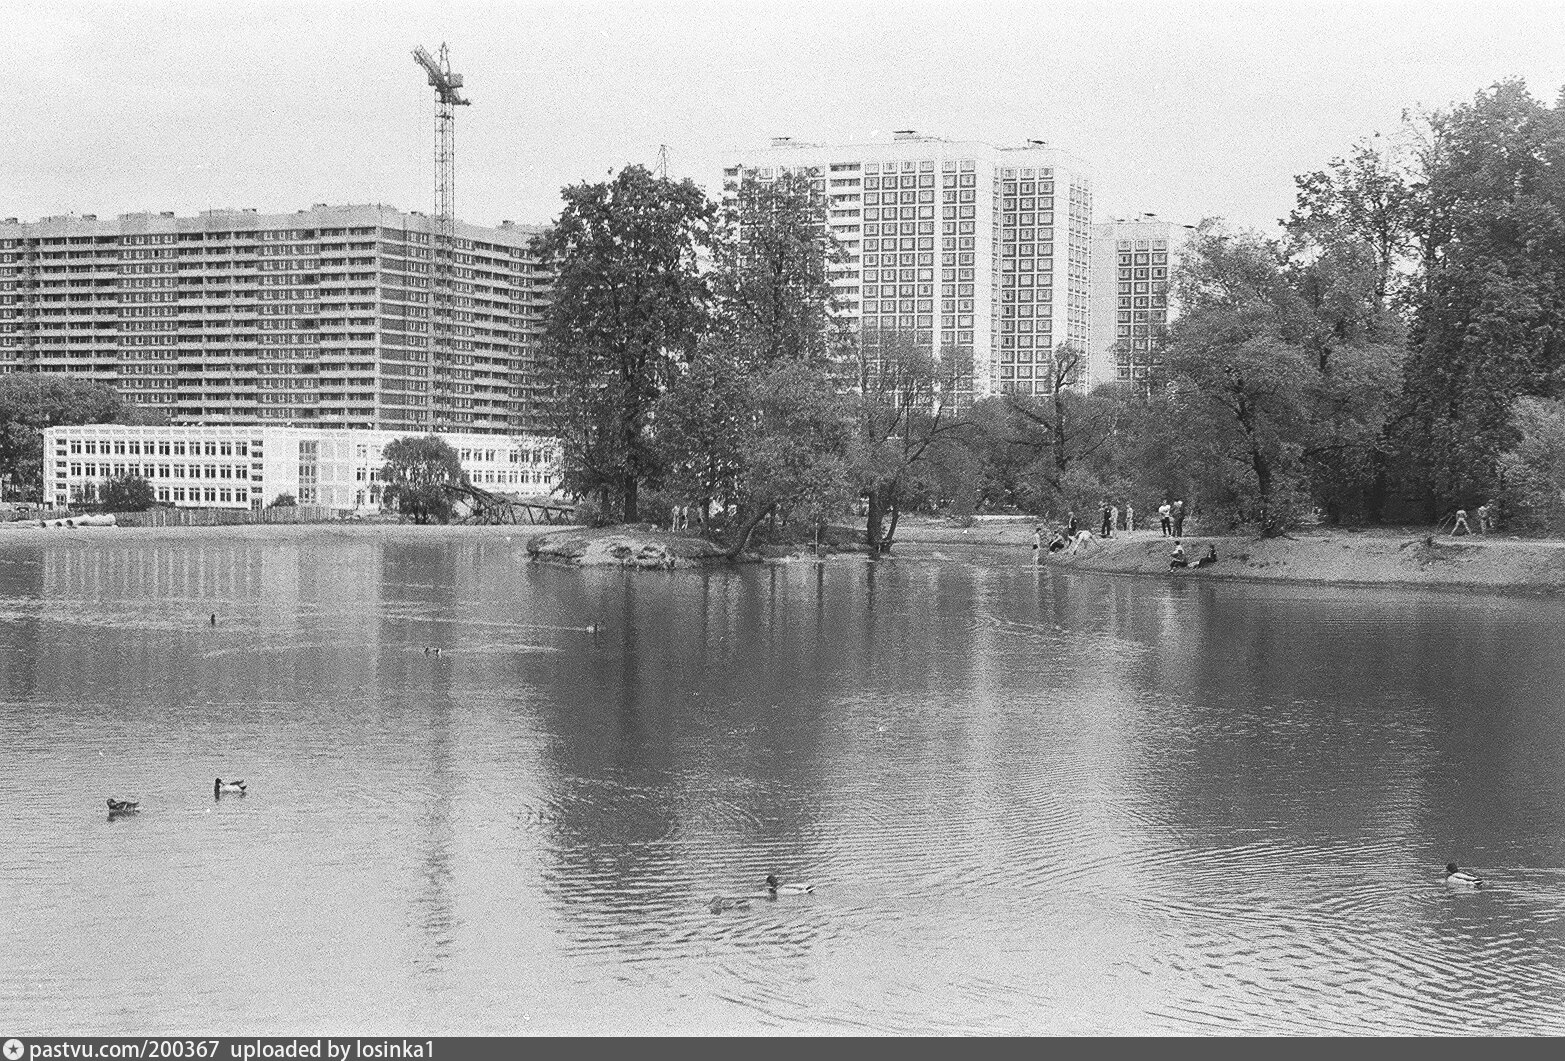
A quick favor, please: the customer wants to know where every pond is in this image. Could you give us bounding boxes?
[2,534,1563,1034]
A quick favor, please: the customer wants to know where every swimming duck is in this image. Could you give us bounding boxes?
[708,895,753,914]
[1445,863,1484,888]
[106,798,140,814]
[765,873,814,895]
[214,777,247,797]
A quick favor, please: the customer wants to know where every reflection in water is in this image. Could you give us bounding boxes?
[2,534,1565,1034]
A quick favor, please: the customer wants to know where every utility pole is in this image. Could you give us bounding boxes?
[412,43,470,431]
[656,144,670,180]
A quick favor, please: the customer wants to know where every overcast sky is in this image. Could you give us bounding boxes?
[6,0,1564,235]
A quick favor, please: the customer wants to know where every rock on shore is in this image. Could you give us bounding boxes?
[526,526,738,568]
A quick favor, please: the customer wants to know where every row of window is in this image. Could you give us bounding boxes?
[65,439,252,456]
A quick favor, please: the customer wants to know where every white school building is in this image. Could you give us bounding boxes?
[41,424,560,512]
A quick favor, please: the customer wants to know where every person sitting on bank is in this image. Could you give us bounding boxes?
[1191,543,1219,568]
[1169,540,1188,569]
[1048,531,1067,553]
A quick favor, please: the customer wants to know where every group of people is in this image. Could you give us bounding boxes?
[1168,539,1218,570]
[1451,500,1499,537]
[669,505,693,532]
[1157,499,1188,537]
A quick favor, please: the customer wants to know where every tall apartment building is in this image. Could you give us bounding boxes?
[1087,215,1194,390]
[0,204,552,433]
[723,133,1095,403]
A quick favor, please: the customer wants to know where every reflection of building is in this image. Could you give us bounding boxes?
[42,424,559,511]
[0,204,551,432]
[1087,216,1194,389]
[723,132,1095,403]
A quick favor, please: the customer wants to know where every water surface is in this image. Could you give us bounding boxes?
[2,534,1563,1034]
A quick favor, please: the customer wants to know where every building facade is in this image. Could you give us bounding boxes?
[0,204,552,433]
[41,424,559,512]
[1087,215,1194,390]
[723,133,1095,403]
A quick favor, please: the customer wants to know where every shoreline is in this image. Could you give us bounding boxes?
[890,520,1565,594]
[3,517,1563,593]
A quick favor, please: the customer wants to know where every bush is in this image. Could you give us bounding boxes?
[99,474,155,513]
[269,493,297,508]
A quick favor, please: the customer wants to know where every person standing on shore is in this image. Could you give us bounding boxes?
[1032,524,1042,565]
[1452,508,1473,536]
[1477,501,1495,534]
[1110,503,1121,533]
[1125,502,1135,532]
[1172,499,1186,538]
[1100,501,1113,538]
[1159,500,1172,537]
[1067,510,1078,538]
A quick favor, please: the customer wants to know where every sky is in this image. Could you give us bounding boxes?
[5,0,1564,235]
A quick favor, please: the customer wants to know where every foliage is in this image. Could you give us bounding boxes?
[379,435,465,524]
[1498,397,1565,533]
[269,493,297,508]
[0,375,138,500]
[98,474,155,513]
[532,164,716,523]
[711,170,849,366]
[1392,80,1565,519]
[850,335,972,548]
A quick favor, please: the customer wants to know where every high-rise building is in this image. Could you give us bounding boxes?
[1087,215,1194,390]
[0,204,552,433]
[723,132,1095,403]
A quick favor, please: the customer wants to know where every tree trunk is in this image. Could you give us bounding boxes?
[885,497,902,549]
[865,487,886,549]
[622,471,638,525]
[724,503,773,560]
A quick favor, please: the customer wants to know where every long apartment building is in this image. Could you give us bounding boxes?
[723,132,1095,403]
[0,204,552,433]
[41,423,559,512]
[1087,214,1195,390]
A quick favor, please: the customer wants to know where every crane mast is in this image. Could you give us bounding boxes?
[412,42,470,431]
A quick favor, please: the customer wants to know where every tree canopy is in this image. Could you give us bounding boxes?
[380,435,465,524]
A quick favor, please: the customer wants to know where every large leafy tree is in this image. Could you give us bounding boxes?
[0,375,149,500]
[1392,80,1565,520]
[380,435,465,524]
[533,164,716,524]
[657,170,850,552]
[1162,223,1320,536]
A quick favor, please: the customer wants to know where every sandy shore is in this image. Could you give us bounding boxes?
[891,518,1565,593]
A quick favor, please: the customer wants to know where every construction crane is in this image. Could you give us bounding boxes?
[412,42,470,431]
[412,43,469,224]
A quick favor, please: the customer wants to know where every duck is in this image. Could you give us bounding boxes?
[1445,863,1484,888]
[214,777,247,797]
[106,798,140,814]
[765,873,814,895]
[708,895,753,914]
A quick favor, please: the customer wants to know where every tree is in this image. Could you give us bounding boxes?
[269,493,297,508]
[380,435,465,524]
[0,375,141,500]
[656,169,851,552]
[1392,80,1565,520]
[1498,396,1565,533]
[1162,223,1319,536]
[710,170,848,366]
[851,335,970,550]
[99,474,155,512]
[532,164,716,523]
